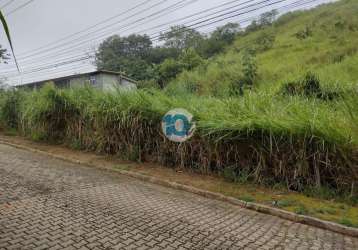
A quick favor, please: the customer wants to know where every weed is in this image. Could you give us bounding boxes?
[294,205,309,215]
[339,218,355,227]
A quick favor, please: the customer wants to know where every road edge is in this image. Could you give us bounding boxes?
[1,139,357,238]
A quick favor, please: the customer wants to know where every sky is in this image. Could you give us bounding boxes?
[0,0,334,86]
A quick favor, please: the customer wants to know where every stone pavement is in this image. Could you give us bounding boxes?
[0,143,357,250]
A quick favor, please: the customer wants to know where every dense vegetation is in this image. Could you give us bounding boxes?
[1,0,358,200]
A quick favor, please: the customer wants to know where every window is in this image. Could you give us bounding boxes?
[89,76,96,85]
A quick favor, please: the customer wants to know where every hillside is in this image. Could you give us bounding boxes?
[168,0,358,95]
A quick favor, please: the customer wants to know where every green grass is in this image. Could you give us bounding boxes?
[167,0,358,96]
[294,204,309,215]
[276,199,297,208]
[339,218,356,227]
[0,84,357,195]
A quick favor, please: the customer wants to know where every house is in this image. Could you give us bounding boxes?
[17,70,137,91]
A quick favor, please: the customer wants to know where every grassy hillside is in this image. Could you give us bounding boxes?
[168,0,358,95]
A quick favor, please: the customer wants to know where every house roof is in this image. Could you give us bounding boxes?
[16,70,137,87]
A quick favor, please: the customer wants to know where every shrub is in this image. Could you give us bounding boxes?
[0,90,22,128]
[281,72,339,101]
[254,31,276,51]
[241,51,258,86]
[156,58,183,87]
[295,26,313,40]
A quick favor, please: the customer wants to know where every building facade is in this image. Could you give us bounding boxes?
[17,70,137,91]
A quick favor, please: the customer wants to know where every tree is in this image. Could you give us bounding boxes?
[247,20,261,33]
[232,50,257,95]
[245,10,278,33]
[95,34,154,80]
[258,10,278,26]
[199,23,241,58]
[211,23,241,44]
[146,47,180,65]
[179,48,203,71]
[156,58,182,88]
[159,25,204,51]
[0,45,9,63]
[155,48,204,88]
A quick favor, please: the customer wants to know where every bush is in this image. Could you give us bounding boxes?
[295,26,313,40]
[254,32,276,52]
[0,90,22,128]
[281,72,339,101]
[156,58,183,87]
[231,50,258,95]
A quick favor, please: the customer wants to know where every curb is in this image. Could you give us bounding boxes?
[1,139,358,238]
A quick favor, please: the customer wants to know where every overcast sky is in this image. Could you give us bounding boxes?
[0,0,334,85]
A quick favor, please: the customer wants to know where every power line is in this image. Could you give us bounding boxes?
[2,0,314,77]
[151,0,286,41]
[9,64,95,85]
[16,0,157,57]
[5,56,92,77]
[15,0,239,59]
[3,0,324,81]
[0,0,15,9]
[5,0,35,16]
[2,0,197,72]
[137,0,247,36]
[14,0,267,65]
[17,0,195,61]
[2,0,200,71]
[16,0,174,59]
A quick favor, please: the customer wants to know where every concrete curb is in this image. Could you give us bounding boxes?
[1,139,358,238]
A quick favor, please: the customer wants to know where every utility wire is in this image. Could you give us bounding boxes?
[16,0,174,59]
[4,0,322,80]
[0,0,15,9]
[16,0,195,61]
[5,0,35,16]
[1,0,199,71]
[5,0,251,68]
[3,0,316,77]
[151,0,286,41]
[15,0,267,64]
[2,0,316,76]
[17,0,157,57]
[17,0,236,58]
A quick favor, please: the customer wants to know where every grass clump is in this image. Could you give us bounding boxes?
[0,84,357,196]
[339,218,356,227]
[294,204,309,215]
[281,72,340,101]
[0,90,23,129]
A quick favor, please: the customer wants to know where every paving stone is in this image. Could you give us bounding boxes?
[0,143,357,249]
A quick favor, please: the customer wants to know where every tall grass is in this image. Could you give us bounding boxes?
[0,84,357,195]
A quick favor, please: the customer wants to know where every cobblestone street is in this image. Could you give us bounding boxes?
[0,143,357,249]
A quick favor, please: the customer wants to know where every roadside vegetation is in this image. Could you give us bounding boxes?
[0,0,357,226]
